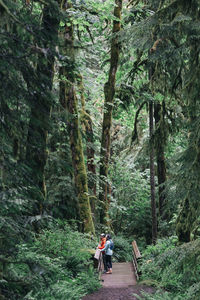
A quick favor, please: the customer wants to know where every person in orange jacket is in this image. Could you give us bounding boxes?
[98,233,107,273]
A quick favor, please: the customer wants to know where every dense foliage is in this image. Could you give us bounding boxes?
[137,238,200,300]
[2,222,100,299]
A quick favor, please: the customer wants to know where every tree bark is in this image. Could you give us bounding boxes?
[149,100,157,245]
[59,2,95,234]
[26,3,60,212]
[99,0,122,225]
[154,102,167,220]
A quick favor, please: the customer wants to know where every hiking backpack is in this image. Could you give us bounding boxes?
[110,239,114,250]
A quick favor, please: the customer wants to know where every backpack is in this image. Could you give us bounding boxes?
[109,239,114,250]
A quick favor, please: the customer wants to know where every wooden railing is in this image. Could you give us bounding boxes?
[97,251,103,280]
[132,240,142,280]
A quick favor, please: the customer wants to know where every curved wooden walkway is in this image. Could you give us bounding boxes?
[101,262,137,287]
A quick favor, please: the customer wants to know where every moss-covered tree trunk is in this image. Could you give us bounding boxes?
[78,76,96,216]
[154,102,167,220]
[99,0,122,225]
[59,2,95,234]
[26,3,60,212]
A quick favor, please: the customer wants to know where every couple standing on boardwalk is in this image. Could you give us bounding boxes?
[98,233,113,274]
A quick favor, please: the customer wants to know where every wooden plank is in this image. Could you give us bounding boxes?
[132,249,139,281]
[101,262,137,287]
[132,240,142,259]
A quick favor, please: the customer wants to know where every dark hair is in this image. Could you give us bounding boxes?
[106,234,111,240]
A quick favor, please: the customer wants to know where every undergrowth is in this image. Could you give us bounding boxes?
[112,235,132,262]
[2,222,100,300]
[137,237,200,300]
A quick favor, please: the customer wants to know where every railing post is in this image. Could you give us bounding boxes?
[98,251,103,280]
[132,240,142,281]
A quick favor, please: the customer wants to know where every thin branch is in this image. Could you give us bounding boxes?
[86,26,94,44]
[127,0,139,8]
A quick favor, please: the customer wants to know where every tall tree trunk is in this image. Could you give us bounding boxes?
[149,101,157,245]
[154,101,167,220]
[59,2,95,234]
[99,0,122,225]
[78,76,96,215]
[26,3,60,212]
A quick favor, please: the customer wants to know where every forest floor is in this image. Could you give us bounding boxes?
[82,285,154,300]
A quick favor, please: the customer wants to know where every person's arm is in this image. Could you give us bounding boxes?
[98,242,105,249]
[98,238,106,249]
[101,241,109,252]
[98,244,104,249]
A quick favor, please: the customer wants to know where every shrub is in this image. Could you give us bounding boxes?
[112,235,132,262]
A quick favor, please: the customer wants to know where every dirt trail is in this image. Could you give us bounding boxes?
[82,286,154,300]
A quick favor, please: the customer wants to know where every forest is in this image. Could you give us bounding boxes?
[1,0,200,299]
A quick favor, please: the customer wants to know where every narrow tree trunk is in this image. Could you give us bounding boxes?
[26,3,59,212]
[154,102,167,220]
[149,101,157,245]
[99,0,122,225]
[78,76,97,215]
[59,2,95,234]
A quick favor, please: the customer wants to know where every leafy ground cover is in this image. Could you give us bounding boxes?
[2,223,100,300]
[136,237,200,300]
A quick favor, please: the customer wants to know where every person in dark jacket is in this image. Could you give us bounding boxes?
[101,234,113,274]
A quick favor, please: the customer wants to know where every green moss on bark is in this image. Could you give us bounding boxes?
[59,1,95,234]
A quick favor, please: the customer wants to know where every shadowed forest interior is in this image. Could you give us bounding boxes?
[1,0,200,299]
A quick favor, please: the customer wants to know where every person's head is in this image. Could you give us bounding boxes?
[100,233,105,239]
[106,234,111,240]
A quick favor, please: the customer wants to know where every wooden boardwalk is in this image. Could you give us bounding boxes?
[82,262,154,299]
[101,262,137,287]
